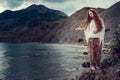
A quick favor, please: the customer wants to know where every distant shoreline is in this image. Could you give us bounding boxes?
[0,42,86,45]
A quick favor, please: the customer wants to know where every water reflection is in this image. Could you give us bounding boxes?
[0,43,9,79]
[0,43,88,80]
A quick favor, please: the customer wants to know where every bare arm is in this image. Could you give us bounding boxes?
[75,25,87,31]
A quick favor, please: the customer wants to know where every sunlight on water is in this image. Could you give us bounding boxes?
[0,43,9,79]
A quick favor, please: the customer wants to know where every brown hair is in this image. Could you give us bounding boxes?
[81,8,103,33]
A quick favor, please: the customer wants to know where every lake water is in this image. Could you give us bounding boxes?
[0,43,107,80]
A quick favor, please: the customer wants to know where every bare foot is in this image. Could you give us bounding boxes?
[91,66,96,71]
[96,66,101,70]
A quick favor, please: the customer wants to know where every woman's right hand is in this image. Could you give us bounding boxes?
[75,27,86,31]
[75,28,81,31]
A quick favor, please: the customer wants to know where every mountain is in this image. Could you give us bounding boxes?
[50,1,120,44]
[101,1,120,43]
[2,7,104,43]
[49,7,105,43]
[0,1,120,43]
[0,20,64,43]
[15,7,105,43]
[0,4,68,33]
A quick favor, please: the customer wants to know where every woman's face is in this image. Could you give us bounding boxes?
[88,11,94,18]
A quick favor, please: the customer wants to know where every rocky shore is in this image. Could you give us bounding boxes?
[72,46,120,80]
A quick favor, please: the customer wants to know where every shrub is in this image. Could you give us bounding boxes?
[78,38,83,43]
[111,25,120,58]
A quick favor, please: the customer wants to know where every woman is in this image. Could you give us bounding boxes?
[75,9,105,70]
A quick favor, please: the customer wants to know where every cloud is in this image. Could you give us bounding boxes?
[7,0,24,8]
[0,0,24,8]
[0,0,119,16]
[43,0,67,3]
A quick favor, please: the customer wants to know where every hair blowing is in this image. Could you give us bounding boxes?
[81,9,103,33]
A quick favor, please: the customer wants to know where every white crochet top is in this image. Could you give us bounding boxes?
[84,19,105,49]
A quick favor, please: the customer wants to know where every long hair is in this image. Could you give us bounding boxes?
[82,8,103,33]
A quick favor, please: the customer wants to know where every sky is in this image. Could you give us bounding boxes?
[0,0,119,16]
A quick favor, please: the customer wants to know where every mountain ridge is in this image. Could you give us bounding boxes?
[0,2,120,43]
[0,4,68,33]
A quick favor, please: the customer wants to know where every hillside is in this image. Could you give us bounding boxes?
[50,7,105,44]
[101,1,120,43]
[0,4,68,33]
[0,1,120,43]
[50,1,120,44]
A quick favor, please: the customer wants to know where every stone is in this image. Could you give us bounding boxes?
[83,52,88,55]
[82,62,90,67]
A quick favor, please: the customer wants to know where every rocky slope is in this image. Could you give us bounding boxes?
[101,1,120,43]
[0,1,120,43]
[4,7,104,43]
[50,1,120,44]
[50,7,105,44]
[0,4,68,33]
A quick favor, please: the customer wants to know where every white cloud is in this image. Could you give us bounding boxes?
[0,7,5,12]
[41,0,119,16]
[0,0,119,16]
